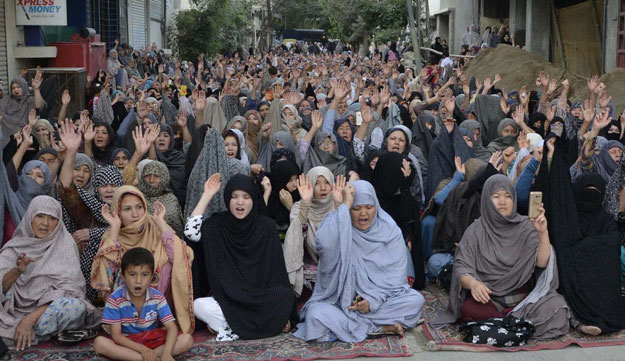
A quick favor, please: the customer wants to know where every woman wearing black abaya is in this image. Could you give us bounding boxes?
[188,174,297,340]
[265,159,301,235]
[371,152,425,290]
[532,134,625,335]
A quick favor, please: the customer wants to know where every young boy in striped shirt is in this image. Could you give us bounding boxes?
[93,248,193,361]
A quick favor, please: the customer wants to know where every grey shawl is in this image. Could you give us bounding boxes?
[221,95,240,126]
[93,91,114,125]
[185,128,248,219]
[302,132,347,177]
[138,161,185,237]
[203,97,228,132]
[0,78,37,148]
[473,94,506,146]
[283,167,335,296]
[257,131,299,173]
[294,181,423,343]
[433,175,570,340]
[74,153,96,195]
[0,126,53,244]
[604,155,625,218]
[0,196,100,345]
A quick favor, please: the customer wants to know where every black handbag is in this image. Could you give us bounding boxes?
[459,315,535,347]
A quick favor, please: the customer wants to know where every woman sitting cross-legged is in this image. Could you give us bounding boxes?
[185,174,297,341]
[433,175,571,340]
[0,196,99,350]
[294,180,425,343]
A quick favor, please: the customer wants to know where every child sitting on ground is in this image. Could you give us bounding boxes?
[93,247,193,361]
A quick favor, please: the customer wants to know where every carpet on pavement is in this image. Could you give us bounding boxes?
[421,283,625,352]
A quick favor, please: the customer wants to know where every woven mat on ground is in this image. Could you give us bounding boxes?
[3,329,410,361]
[420,283,625,352]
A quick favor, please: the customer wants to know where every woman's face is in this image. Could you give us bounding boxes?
[473,128,480,142]
[319,137,336,154]
[73,165,91,187]
[608,146,623,163]
[246,114,261,127]
[114,152,129,170]
[313,176,331,199]
[94,126,110,148]
[31,213,59,239]
[98,184,118,204]
[463,135,473,148]
[231,121,243,131]
[229,190,253,219]
[35,125,50,137]
[386,130,407,154]
[298,100,311,113]
[119,194,145,226]
[224,135,239,158]
[143,173,161,188]
[490,189,514,217]
[501,125,517,137]
[282,107,295,120]
[38,153,57,168]
[259,105,270,119]
[274,139,284,149]
[350,204,376,231]
[26,167,46,185]
[337,122,353,142]
[285,175,298,192]
[369,156,379,170]
[11,83,23,97]
[156,131,171,152]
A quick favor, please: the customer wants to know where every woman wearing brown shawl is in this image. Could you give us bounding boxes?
[433,175,571,340]
[91,186,195,333]
[0,196,99,349]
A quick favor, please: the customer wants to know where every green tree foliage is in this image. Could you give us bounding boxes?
[321,0,406,45]
[169,0,252,59]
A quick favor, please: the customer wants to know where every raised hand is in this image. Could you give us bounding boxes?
[594,109,612,129]
[132,126,151,155]
[61,89,71,105]
[401,158,412,178]
[261,122,272,138]
[83,121,95,143]
[58,118,82,153]
[489,150,503,171]
[297,174,313,202]
[517,129,528,149]
[279,189,294,210]
[512,105,525,127]
[545,104,556,122]
[500,96,510,114]
[361,105,374,124]
[203,173,221,199]
[529,204,547,234]
[311,110,323,130]
[101,204,121,229]
[547,78,558,95]
[176,108,188,128]
[31,68,43,90]
[261,176,272,195]
[153,201,167,223]
[342,183,355,209]
[454,156,465,174]
[581,99,595,123]
[28,109,38,127]
[380,86,391,105]
[587,75,600,93]
[21,125,34,147]
[146,124,160,144]
[332,174,346,205]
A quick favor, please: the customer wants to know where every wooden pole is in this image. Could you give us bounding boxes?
[406,0,422,71]
[550,0,567,69]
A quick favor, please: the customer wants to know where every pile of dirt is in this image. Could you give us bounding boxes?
[463,45,625,114]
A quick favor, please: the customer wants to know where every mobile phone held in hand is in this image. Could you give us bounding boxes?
[355,111,363,126]
[528,191,542,218]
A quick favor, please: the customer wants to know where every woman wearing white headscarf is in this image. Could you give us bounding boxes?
[461,24,481,48]
[284,167,335,296]
[294,180,424,342]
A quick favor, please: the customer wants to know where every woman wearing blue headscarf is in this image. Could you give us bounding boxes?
[294,180,424,343]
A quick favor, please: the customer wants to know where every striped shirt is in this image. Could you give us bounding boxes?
[102,285,175,335]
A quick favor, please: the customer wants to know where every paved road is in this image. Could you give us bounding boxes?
[363,328,625,361]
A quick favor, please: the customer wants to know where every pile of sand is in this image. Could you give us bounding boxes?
[463,45,625,114]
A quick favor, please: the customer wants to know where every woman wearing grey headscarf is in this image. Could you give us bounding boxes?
[294,180,424,343]
[0,77,46,148]
[433,175,570,340]
[106,49,128,90]
[0,196,100,349]
[460,119,492,162]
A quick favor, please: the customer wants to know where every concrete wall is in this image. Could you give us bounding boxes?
[525,0,550,60]
[604,0,618,72]
[437,0,476,54]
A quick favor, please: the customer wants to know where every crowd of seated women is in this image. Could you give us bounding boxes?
[1,43,624,355]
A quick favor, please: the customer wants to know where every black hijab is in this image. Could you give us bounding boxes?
[201,174,296,339]
[267,159,300,229]
[157,124,186,205]
[92,120,117,165]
